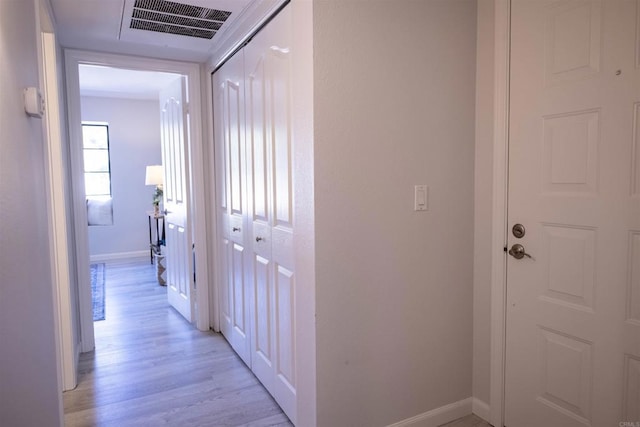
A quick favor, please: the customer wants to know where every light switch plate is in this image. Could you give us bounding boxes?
[414,185,428,211]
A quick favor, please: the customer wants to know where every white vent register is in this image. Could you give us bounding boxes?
[129,0,231,39]
[119,0,248,51]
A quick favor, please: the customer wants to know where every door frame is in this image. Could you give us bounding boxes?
[64,49,212,353]
[489,1,510,426]
[37,0,75,404]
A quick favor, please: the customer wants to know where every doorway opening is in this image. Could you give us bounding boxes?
[58,50,212,392]
[77,65,182,325]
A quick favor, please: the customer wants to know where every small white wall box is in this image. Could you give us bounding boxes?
[23,87,44,118]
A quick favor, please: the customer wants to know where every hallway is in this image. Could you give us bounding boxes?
[63,259,291,427]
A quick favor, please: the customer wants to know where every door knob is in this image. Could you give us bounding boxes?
[232,227,240,232]
[162,209,171,215]
[508,243,532,260]
[255,237,264,242]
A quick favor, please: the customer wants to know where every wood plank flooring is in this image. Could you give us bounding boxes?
[63,258,291,427]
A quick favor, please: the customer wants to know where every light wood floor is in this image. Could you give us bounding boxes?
[63,258,291,427]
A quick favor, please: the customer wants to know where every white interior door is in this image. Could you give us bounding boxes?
[245,6,296,421]
[160,76,194,322]
[505,1,640,426]
[213,51,252,365]
[212,6,297,423]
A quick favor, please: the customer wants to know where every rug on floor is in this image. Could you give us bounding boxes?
[90,263,105,321]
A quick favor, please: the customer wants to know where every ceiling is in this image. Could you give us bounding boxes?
[50,0,254,63]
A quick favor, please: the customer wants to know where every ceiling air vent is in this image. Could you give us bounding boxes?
[130,0,232,40]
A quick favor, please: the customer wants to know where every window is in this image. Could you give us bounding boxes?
[82,123,111,198]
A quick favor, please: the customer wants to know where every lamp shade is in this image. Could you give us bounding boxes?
[145,165,164,186]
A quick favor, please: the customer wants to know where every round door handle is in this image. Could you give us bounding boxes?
[232,227,241,232]
[255,237,264,242]
[508,244,532,260]
[162,209,171,215]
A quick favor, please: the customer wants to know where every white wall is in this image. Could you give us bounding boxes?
[81,96,162,258]
[0,0,62,425]
[313,0,477,424]
[473,0,495,410]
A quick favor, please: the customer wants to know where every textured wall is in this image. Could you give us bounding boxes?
[0,0,63,424]
[313,0,477,424]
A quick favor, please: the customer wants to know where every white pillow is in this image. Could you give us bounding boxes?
[87,197,113,226]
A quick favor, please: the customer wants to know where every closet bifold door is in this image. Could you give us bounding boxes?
[213,49,252,367]
[213,5,296,423]
[245,6,296,422]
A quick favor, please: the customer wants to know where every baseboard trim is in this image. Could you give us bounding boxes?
[89,250,148,263]
[472,398,490,422]
[387,398,472,427]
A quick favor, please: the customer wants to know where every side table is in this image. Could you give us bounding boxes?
[147,211,165,264]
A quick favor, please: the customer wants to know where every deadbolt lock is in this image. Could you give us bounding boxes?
[512,223,526,239]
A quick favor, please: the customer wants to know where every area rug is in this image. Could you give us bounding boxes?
[90,263,105,321]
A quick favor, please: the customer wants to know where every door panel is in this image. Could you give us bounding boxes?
[248,54,270,225]
[213,50,252,365]
[254,255,272,363]
[251,253,275,388]
[275,264,295,390]
[229,77,244,218]
[625,355,640,421]
[220,238,232,327]
[246,28,278,395]
[537,327,593,422]
[506,1,640,426]
[270,45,293,229]
[630,232,640,322]
[160,76,193,322]
[231,242,250,363]
[539,223,595,310]
[245,6,296,422]
[633,102,640,195]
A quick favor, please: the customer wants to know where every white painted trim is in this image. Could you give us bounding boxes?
[36,1,66,422]
[64,50,212,356]
[187,64,210,332]
[489,1,511,427]
[386,398,472,427]
[290,1,316,424]
[472,397,491,422]
[41,28,77,392]
[203,64,221,333]
[65,50,95,353]
[89,251,148,263]
[205,0,288,73]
